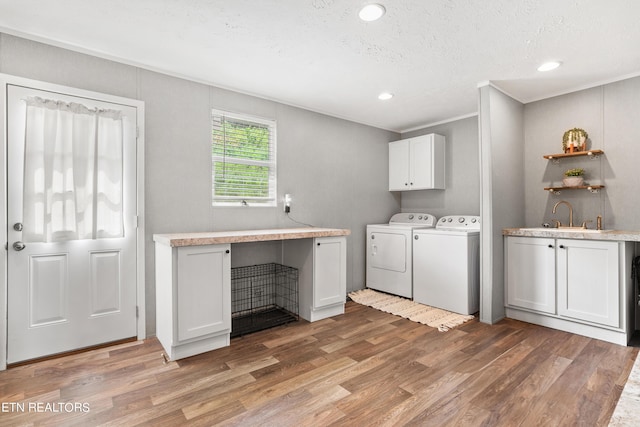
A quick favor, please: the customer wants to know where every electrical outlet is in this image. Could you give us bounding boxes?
[284,193,292,213]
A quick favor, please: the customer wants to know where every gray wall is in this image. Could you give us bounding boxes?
[478,84,525,324]
[524,76,640,230]
[0,33,400,336]
[400,116,480,217]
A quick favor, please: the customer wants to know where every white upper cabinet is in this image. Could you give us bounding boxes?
[389,133,445,191]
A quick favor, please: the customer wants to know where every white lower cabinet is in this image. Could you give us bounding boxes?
[154,229,349,361]
[156,243,231,360]
[177,245,231,340]
[284,236,347,322]
[313,237,347,309]
[506,237,556,314]
[505,236,634,345]
[557,239,619,327]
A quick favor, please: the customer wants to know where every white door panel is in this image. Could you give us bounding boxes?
[90,250,123,316]
[7,84,137,364]
[29,253,69,326]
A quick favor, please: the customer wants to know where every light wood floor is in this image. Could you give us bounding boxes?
[1,301,637,426]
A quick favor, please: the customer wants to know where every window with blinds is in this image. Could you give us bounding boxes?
[211,109,277,206]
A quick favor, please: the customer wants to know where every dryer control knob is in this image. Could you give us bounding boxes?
[408,214,414,220]
[459,217,465,223]
[447,218,453,222]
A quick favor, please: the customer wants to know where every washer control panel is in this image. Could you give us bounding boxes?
[436,215,481,230]
[389,212,436,227]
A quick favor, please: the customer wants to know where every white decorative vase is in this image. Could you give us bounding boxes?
[562,177,584,187]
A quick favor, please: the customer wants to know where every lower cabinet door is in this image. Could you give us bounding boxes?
[557,239,619,327]
[506,236,556,314]
[177,244,231,341]
[313,237,346,309]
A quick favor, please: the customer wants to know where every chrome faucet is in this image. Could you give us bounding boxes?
[552,200,574,227]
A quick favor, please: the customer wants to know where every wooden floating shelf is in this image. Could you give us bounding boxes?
[544,185,605,194]
[543,149,604,160]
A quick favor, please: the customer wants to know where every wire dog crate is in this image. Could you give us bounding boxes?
[231,263,299,338]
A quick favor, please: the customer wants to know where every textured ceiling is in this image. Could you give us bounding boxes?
[1,0,639,132]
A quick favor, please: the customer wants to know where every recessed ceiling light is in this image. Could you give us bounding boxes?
[537,61,561,72]
[359,4,386,21]
[378,92,394,100]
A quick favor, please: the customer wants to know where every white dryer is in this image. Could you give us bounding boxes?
[366,213,437,298]
[413,215,480,315]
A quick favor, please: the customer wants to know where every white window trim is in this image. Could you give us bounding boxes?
[211,109,277,207]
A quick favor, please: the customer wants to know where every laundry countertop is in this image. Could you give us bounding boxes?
[153,227,351,247]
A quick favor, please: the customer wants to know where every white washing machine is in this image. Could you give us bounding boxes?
[413,215,480,315]
[366,213,437,298]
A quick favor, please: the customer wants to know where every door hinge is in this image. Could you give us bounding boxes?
[136,126,140,139]
[136,306,139,318]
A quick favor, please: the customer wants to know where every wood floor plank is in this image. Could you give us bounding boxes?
[236,356,357,411]
[402,340,539,425]
[378,370,472,426]
[151,355,278,405]
[0,302,637,426]
[520,339,609,425]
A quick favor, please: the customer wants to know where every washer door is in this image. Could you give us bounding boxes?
[369,232,406,272]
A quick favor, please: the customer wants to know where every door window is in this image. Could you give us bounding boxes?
[22,96,124,242]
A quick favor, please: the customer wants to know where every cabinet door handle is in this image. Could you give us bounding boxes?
[559,245,565,249]
[548,244,554,248]
[317,242,321,246]
[225,249,230,254]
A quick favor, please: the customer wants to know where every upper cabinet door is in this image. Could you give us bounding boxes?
[389,140,410,191]
[413,133,446,190]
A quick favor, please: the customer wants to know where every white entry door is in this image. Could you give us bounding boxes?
[6,84,138,364]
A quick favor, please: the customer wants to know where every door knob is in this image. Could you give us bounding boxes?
[13,222,23,231]
[13,241,26,251]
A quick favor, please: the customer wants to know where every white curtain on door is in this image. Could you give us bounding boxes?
[22,96,124,243]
